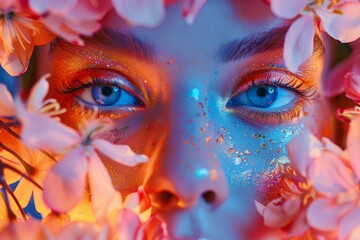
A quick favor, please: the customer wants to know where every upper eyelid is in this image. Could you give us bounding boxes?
[57,69,145,102]
[229,69,310,98]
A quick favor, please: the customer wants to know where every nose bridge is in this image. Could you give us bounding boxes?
[144,76,229,208]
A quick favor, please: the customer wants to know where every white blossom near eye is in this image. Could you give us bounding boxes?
[270,0,360,72]
[0,74,65,120]
[21,110,148,219]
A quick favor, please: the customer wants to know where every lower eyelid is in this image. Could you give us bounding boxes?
[230,100,306,125]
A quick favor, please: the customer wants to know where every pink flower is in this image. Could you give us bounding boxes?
[255,165,314,238]
[0,0,54,76]
[4,147,53,217]
[344,56,360,103]
[28,0,112,45]
[110,188,168,239]
[256,130,344,237]
[56,187,167,240]
[0,74,65,119]
[0,219,55,240]
[270,0,360,72]
[298,117,360,239]
[21,112,148,218]
[111,0,165,27]
[337,106,360,123]
[56,221,106,240]
[323,40,360,97]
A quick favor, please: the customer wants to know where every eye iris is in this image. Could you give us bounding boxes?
[247,85,278,108]
[92,85,121,105]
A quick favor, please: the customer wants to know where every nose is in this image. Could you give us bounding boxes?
[144,87,229,210]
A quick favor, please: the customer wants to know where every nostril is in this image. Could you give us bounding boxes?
[155,190,177,206]
[202,190,216,204]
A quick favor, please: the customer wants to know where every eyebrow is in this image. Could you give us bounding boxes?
[50,29,155,62]
[218,26,288,63]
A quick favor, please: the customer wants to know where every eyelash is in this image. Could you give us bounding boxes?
[243,75,316,100]
[230,70,317,125]
[57,76,117,94]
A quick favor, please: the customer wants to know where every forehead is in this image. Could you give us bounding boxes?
[101,0,286,61]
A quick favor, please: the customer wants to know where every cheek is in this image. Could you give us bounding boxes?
[214,98,331,201]
[302,97,334,138]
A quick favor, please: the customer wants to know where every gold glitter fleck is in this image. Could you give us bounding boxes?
[220,134,225,144]
[229,148,234,153]
[206,136,211,146]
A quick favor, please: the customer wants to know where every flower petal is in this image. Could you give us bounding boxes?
[29,0,77,13]
[345,72,360,103]
[88,149,122,220]
[282,209,308,238]
[116,209,142,240]
[111,0,165,27]
[263,197,301,228]
[307,198,354,231]
[322,51,360,97]
[140,215,168,240]
[1,40,34,76]
[57,222,99,240]
[43,146,88,213]
[41,14,85,46]
[0,83,15,117]
[347,116,360,178]
[321,137,343,156]
[93,139,148,166]
[20,112,79,151]
[309,152,357,196]
[286,130,322,177]
[346,75,360,103]
[123,187,151,215]
[182,0,207,25]
[270,0,307,19]
[0,220,55,240]
[27,74,50,112]
[339,207,360,240]
[283,14,315,72]
[33,188,51,217]
[315,3,360,43]
[13,179,33,207]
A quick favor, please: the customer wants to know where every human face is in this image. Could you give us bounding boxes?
[46,0,331,238]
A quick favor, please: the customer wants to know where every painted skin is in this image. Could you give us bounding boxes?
[45,0,333,239]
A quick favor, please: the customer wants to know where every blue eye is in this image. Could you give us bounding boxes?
[60,70,145,108]
[227,84,296,109]
[78,83,143,107]
[88,85,142,106]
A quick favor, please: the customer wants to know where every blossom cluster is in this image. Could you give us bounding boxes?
[256,54,360,239]
[0,76,167,239]
[0,0,207,76]
[0,0,359,239]
[1,0,359,77]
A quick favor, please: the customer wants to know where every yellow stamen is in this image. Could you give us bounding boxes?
[332,9,343,15]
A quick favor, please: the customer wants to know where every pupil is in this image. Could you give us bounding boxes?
[101,86,113,96]
[256,87,267,98]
